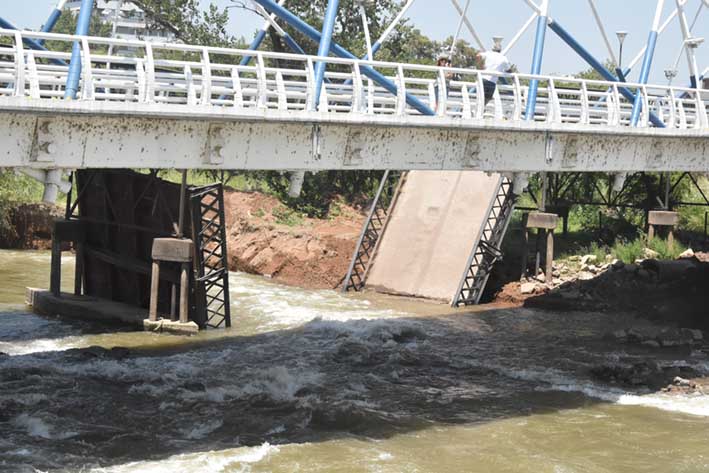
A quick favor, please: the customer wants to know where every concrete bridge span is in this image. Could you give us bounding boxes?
[1,99,706,173]
[0,30,706,174]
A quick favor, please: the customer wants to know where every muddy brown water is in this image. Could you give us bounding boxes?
[1,249,709,472]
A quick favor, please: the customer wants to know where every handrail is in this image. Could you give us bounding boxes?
[0,28,706,131]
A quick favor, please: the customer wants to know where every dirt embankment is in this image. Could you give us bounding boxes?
[0,203,63,250]
[222,190,365,290]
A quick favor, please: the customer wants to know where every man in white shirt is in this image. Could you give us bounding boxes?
[477,42,512,104]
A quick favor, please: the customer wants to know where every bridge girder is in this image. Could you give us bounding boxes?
[1,99,706,173]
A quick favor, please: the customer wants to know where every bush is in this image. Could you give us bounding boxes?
[272,206,304,227]
[0,171,47,243]
[569,233,688,264]
[611,238,646,263]
[258,171,384,218]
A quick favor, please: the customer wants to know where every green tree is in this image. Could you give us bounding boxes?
[45,7,113,52]
[132,0,237,47]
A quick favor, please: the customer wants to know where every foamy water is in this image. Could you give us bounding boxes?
[1,249,709,472]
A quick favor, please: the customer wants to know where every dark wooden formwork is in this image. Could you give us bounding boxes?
[69,169,190,319]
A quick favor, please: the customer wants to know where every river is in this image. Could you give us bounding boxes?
[1,249,708,472]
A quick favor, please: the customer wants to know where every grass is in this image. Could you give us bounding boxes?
[272,206,304,227]
[569,235,688,264]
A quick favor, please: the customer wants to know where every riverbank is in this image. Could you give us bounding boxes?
[223,190,364,290]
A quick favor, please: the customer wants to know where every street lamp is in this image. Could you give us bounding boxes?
[615,31,628,80]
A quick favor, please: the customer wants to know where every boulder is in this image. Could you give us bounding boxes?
[678,248,695,259]
[520,282,537,295]
[611,260,625,271]
[580,254,598,265]
[643,248,659,259]
[673,376,691,387]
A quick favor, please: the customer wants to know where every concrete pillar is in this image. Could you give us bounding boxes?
[149,261,160,322]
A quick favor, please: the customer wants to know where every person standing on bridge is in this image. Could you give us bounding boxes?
[477,39,512,105]
[434,52,460,113]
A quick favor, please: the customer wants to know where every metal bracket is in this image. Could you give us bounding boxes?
[544,132,554,165]
[343,128,365,167]
[561,136,579,169]
[312,124,322,161]
[205,124,226,165]
[463,134,482,168]
[33,119,57,163]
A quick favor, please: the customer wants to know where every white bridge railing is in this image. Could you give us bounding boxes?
[0,29,707,131]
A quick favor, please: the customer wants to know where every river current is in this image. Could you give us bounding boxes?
[1,249,709,472]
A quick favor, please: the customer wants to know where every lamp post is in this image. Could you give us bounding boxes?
[685,37,705,88]
[664,68,678,85]
[615,31,628,80]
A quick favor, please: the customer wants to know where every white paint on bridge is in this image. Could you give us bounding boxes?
[0,29,707,172]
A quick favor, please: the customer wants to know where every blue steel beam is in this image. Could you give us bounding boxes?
[64,0,94,99]
[240,25,308,62]
[282,32,307,55]
[525,2,549,120]
[548,20,665,128]
[240,29,269,66]
[241,1,307,64]
[313,0,340,109]
[41,0,68,35]
[0,17,66,66]
[252,0,435,116]
[630,0,665,126]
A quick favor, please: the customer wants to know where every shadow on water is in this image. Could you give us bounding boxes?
[0,310,136,345]
[0,305,677,472]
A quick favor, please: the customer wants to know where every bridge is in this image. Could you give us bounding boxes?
[0,28,706,175]
[5,0,709,325]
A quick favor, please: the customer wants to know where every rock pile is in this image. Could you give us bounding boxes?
[590,361,700,389]
[661,376,707,395]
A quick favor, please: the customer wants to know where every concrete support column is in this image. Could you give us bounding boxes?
[149,261,160,322]
[42,169,63,203]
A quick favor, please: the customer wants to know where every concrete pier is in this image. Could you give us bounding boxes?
[26,288,198,335]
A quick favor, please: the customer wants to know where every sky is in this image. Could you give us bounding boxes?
[7,0,709,85]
